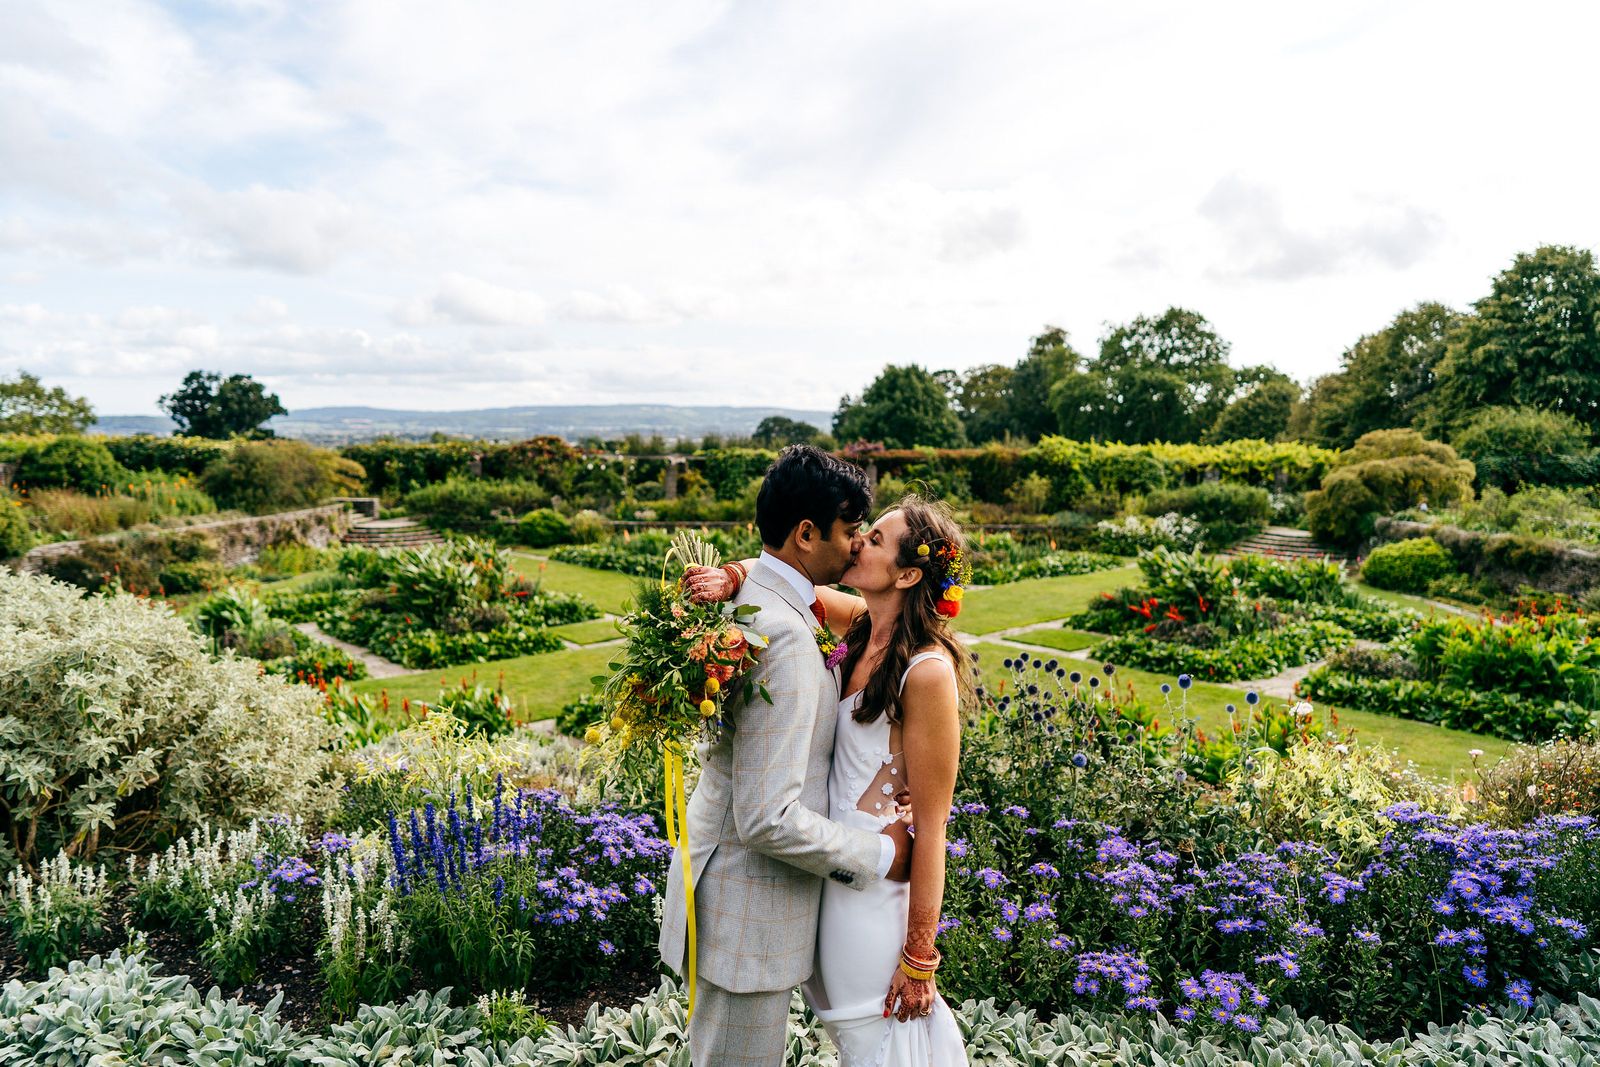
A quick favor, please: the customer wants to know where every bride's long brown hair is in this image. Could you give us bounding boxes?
[840,494,976,725]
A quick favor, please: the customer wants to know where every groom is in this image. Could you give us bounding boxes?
[660,444,912,1067]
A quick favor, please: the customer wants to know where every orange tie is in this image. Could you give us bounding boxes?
[810,599,826,627]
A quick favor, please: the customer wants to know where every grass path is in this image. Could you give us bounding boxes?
[957,566,1142,634]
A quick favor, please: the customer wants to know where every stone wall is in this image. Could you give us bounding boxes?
[16,502,355,573]
[1373,516,1600,596]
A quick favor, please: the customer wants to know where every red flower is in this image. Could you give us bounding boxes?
[937,599,962,618]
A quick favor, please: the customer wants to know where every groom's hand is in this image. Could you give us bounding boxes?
[882,814,914,882]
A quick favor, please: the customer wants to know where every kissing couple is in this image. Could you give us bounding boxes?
[659,444,973,1067]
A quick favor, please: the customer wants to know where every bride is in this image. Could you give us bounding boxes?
[690,494,972,1066]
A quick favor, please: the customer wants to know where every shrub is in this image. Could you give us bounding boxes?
[1300,671,1593,742]
[2,854,109,973]
[262,634,368,686]
[402,477,551,530]
[516,507,572,547]
[0,570,334,866]
[556,692,607,737]
[13,435,128,493]
[1093,512,1204,554]
[1144,481,1272,547]
[1453,405,1600,492]
[1361,537,1457,593]
[39,529,218,596]
[568,509,611,543]
[1093,620,1354,682]
[1305,430,1475,546]
[102,434,231,476]
[201,438,364,514]
[156,559,227,593]
[1476,740,1600,824]
[0,494,32,557]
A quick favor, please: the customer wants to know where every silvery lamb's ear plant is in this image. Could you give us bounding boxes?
[1,853,109,972]
[7,954,1600,1067]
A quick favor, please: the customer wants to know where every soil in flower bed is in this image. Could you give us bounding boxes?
[0,883,667,1034]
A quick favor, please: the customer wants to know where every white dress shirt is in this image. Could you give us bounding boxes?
[758,550,896,881]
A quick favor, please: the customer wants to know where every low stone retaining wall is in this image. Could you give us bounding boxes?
[16,502,355,573]
[1373,516,1600,596]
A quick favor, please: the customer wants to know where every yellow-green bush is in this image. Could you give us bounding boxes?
[1361,536,1457,592]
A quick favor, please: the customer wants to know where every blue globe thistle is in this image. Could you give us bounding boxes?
[1177,674,1192,690]
[1071,752,1088,768]
[1245,690,1260,705]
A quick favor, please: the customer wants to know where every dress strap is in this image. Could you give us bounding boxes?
[898,650,952,693]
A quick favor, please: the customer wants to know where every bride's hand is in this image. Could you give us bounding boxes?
[683,566,734,604]
[883,967,937,1022]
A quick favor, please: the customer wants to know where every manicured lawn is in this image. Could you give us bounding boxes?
[1007,628,1103,653]
[958,566,1141,634]
[968,641,1513,780]
[550,618,623,645]
[1351,581,1464,617]
[511,555,638,615]
[348,644,619,723]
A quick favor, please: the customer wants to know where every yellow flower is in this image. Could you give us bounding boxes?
[705,676,720,695]
[584,725,603,745]
[700,698,717,718]
[947,586,964,602]
[917,544,930,557]
[610,714,627,732]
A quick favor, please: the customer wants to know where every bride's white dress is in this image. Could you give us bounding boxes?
[802,651,967,1067]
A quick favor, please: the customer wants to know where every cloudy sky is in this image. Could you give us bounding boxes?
[2,1,1597,418]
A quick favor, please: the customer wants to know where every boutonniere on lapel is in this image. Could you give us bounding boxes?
[814,625,849,670]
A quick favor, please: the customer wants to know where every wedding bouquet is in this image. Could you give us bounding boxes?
[583,532,769,779]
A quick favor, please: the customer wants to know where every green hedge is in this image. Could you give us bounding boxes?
[1300,668,1594,742]
[1362,537,1457,593]
[8,952,1600,1067]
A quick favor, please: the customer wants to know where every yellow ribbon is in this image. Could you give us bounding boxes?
[663,744,696,1020]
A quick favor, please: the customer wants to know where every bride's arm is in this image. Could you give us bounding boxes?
[686,560,865,637]
[813,585,865,637]
[882,657,960,1022]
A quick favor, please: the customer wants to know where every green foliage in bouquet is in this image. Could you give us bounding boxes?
[583,532,768,786]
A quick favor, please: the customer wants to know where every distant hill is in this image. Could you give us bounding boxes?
[91,404,834,445]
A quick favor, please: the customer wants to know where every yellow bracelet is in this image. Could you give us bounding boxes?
[898,958,936,981]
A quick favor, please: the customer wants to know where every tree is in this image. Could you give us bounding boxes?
[200,438,364,513]
[953,364,1015,444]
[1304,429,1475,545]
[159,371,287,439]
[1048,307,1235,444]
[752,416,820,448]
[1298,302,1461,449]
[1007,327,1081,442]
[1451,405,1598,491]
[833,364,967,449]
[1206,374,1300,442]
[1426,246,1600,436]
[0,372,94,434]
[14,436,128,493]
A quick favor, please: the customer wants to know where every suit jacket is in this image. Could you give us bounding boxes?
[657,559,885,993]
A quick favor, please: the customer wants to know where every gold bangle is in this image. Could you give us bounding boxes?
[898,958,936,981]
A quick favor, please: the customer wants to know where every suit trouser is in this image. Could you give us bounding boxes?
[688,974,793,1067]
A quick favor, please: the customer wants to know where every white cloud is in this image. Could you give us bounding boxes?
[395,274,548,327]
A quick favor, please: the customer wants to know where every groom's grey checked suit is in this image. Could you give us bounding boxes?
[659,555,894,1067]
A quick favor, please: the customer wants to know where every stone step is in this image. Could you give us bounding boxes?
[341,519,445,548]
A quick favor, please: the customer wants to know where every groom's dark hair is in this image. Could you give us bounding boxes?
[755,444,872,549]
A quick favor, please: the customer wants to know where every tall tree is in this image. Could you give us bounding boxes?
[953,363,1015,444]
[833,364,967,449]
[159,371,287,439]
[0,371,94,434]
[1007,327,1080,441]
[752,415,820,448]
[1206,370,1300,442]
[1049,307,1234,443]
[1426,246,1600,436]
[1298,302,1460,449]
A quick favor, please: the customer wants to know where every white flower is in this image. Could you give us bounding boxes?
[1333,744,1349,755]
[1290,701,1314,718]
[1527,784,1538,799]
[1468,749,1484,760]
